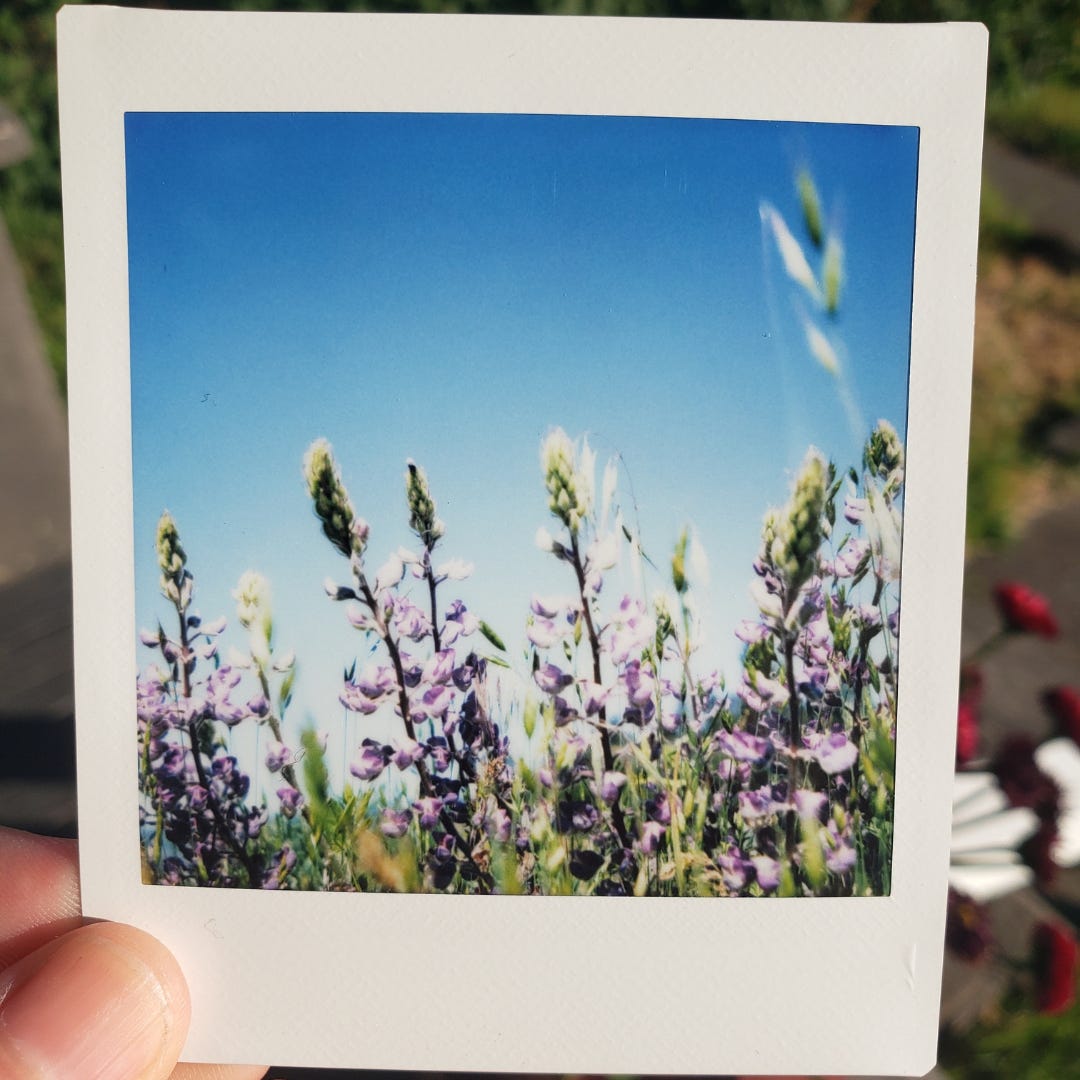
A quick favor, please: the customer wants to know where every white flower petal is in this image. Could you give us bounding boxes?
[948,863,1035,904]
[950,806,1039,855]
[803,317,840,376]
[1035,738,1080,867]
[951,774,1010,826]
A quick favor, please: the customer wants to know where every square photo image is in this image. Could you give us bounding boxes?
[128,111,917,897]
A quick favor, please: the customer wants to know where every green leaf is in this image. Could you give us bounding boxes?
[479,621,506,651]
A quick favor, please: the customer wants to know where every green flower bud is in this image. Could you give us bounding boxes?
[823,233,843,315]
[775,450,827,595]
[303,439,358,559]
[797,169,823,249]
[406,460,444,550]
[863,420,905,488]
[541,428,585,535]
[155,510,186,585]
[671,529,688,595]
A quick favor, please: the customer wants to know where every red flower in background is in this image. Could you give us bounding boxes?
[1032,922,1078,1015]
[993,734,1062,824]
[956,663,983,766]
[993,582,1060,639]
[956,698,980,766]
[1045,687,1080,746]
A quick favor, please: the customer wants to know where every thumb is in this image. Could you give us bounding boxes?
[0,921,190,1079]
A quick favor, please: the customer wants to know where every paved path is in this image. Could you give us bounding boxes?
[0,110,76,836]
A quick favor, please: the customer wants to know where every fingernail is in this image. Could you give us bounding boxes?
[0,923,189,1078]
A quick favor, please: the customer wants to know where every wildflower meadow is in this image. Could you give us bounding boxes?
[130,113,917,896]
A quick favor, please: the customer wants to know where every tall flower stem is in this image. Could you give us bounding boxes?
[355,574,491,891]
[569,535,632,855]
[175,607,261,885]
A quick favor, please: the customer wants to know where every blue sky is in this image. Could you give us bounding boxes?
[127,112,917,786]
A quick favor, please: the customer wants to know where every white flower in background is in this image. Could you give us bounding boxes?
[1035,738,1080,868]
[950,771,1039,903]
[760,201,821,303]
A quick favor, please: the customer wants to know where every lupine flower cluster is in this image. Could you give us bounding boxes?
[137,419,902,897]
[946,581,1079,1017]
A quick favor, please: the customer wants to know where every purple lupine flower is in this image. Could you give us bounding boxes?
[486,807,512,844]
[806,731,859,775]
[537,767,554,788]
[716,729,773,765]
[579,679,609,716]
[245,804,269,839]
[646,791,672,826]
[823,821,857,874]
[418,684,454,719]
[750,855,781,892]
[443,599,479,639]
[734,619,770,645]
[246,693,270,719]
[793,788,828,822]
[718,848,750,891]
[531,594,574,619]
[380,808,412,838]
[609,597,655,664]
[187,785,208,813]
[277,786,304,819]
[393,598,431,642]
[557,800,600,833]
[553,697,579,727]
[599,771,627,805]
[738,787,777,823]
[262,844,297,890]
[350,742,387,782]
[391,739,425,770]
[737,670,790,713]
[156,746,189,780]
[622,660,656,708]
[414,797,444,830]
[265,740,291,774]
[527,617,564,649]
[345,602,371,630]
[423,649,456,686]
[355,664,396,699]
[856,604,882,630]
[716,758,752,786]
[139,628,161,647]
[843,494,866,524]
[835,538,870,578]
[534,663,574,695]
[640,820,666,855]
[340,681,381,715]
[427,737,453,773]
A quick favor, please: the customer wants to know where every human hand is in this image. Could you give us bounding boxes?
[0,825,267,1079]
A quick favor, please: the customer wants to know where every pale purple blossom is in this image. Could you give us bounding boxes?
[534,663,573,695]
[599,771,627,805]
[716,729,773,765]
[750,855,781,892]
[350,742,387,782]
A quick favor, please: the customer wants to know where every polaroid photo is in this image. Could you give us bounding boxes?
[59,8,987,1074]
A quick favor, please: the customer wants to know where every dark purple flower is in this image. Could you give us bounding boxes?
[350,742,387,782]
[534,662,573,695]
[414,796,444,830]
[717,848,749,891]
[738,787,776,823]
[391,739,425,771]
[380,808,412,838]
[277,786,304,819]
[750,854,780,892]
[639,820,666,855]
[265,740,290,774]
[622,660,656,708]
[599,771,627,805]
[423,649,456,686]
[717,729,772,765]
[557,800,600,834]
[262,844,297,890]
[646,791,671,826]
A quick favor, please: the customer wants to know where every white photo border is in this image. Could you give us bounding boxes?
[59,9,986,1073]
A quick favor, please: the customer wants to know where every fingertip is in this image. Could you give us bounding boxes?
[0,921,191,1079]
